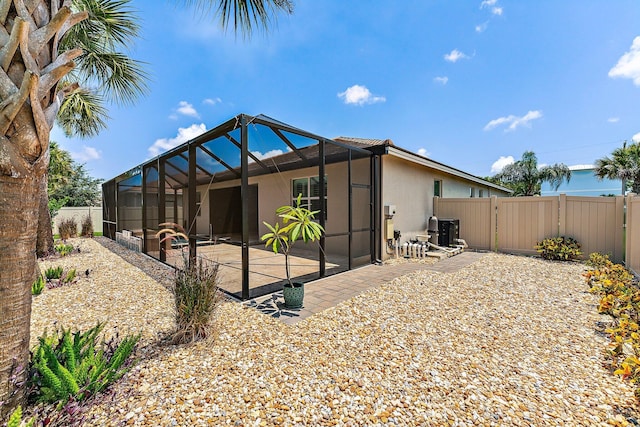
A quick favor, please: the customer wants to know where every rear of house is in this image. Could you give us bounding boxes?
[102,114,511,299]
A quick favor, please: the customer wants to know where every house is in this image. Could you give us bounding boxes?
[102,114,511,299]
[541,165,623,197]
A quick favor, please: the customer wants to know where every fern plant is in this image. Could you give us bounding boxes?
[28,324,140,405]
[6,406,35,427]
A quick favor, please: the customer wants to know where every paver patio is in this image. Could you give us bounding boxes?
[245,251,487,324]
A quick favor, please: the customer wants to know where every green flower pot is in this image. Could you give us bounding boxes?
[283,282,304,309]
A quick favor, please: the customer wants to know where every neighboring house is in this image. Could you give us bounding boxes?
[102,113,511,299]
[541,165,623,197]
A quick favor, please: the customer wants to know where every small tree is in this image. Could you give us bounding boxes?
[493,151,571,196]
[594,142,640,194]
[261,195,325,287]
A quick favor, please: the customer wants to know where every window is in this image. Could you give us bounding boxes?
[479,189,484,198]
[195,191,201,216]
[434,180,442,197]
[470,188,475,198]
[292,176,327,219]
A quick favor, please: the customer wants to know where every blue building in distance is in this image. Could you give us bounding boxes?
[541,165,623,197]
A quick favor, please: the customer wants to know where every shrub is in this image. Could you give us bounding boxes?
[535,236,582,261]
[585,257,640,399]
[28,323,140,405]
[585,252,611,269]
[54,243,74,256]
[31,276,45,296]
[6,406,35,427]
[45,266,64,280]
[80,215,93,237]
[58,218,78,240]
[170,256,222,344]
[62,269,77,284]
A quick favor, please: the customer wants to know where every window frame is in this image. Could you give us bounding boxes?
[292,175,327,220]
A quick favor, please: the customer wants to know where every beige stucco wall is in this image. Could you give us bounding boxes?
[380,155,508,259]
[53,206,103,234]
[192,158,370,257]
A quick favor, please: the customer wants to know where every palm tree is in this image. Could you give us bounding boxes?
[0,0,293,417]
[493,151,571,196]
[35,0,147,257]
[594,142,640,194]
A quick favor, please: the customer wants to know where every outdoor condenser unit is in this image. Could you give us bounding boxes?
[438,218,460,247]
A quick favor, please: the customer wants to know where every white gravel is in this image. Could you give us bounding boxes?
[30,237,639,426]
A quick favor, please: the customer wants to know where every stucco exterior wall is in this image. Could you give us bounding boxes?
[192,158,370,257]
[380,155,508,259]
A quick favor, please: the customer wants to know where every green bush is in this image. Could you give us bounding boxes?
[28,323,140,405]
[171,257,222,344]
[80,215,93,237]
[31,276,45,296]
[534,236,582,261]
[44,266,64,280]
[57,218,77,240]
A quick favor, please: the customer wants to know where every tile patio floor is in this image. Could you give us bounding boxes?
[244,251,487,324]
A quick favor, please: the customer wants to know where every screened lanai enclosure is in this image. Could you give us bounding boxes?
[103,114,381,300]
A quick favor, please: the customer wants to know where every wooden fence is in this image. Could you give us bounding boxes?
[434,195,638,271]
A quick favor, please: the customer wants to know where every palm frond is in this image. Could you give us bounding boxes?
[62,0,141,51]
[180,0,293,37]
[56,87,110,138]
[74,51,149,105]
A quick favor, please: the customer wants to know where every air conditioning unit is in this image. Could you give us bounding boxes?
[438,218,459,247]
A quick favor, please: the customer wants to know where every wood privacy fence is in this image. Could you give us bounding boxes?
[434,195,638,273]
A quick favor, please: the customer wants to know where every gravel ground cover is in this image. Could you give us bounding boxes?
[31,237,639,426]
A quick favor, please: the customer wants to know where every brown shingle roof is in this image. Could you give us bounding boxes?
[334,136,394,148]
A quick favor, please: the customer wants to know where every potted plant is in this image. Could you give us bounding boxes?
[261,195,325,308]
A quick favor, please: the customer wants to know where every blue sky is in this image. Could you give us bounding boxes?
[52,0,640,181]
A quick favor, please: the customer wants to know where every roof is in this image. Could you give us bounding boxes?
[335,136,511,194]
[334,136,394,148]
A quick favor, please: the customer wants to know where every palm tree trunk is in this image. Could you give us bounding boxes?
[0,152,44,418]
[0,1,87,416]
[36,172,54,257]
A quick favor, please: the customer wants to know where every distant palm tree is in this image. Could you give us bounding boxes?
[0,0,293,417]
[494,151,571,196]
[594,142,640,194]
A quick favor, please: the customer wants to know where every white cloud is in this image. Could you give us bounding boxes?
[480,0,497,8]
[249,149,285,162]
[71,146,101,162]
[608,36,640,86]
[417,148,429,157]
[475,22,488,33]
[633,132,640,143]
[491,6,503,15]
[608,117,620,123]
[484,110,543,132]
[203,97,222,106]
[491,155,514,173]
[175,101,200,118]
[338,85,386,106]
[444,49,469,63]
[148,123,207,157]
[433,76,449,85]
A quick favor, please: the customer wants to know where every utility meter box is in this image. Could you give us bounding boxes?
[384,205,396,217]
